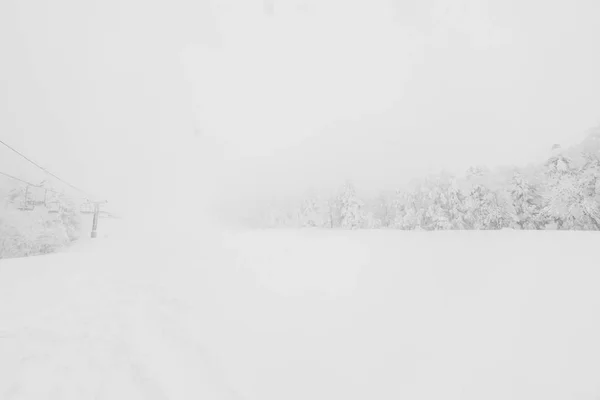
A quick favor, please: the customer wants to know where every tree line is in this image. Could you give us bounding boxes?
[0,185,82,259]
[254,130,600,231]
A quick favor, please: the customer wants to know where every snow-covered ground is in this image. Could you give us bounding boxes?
[1,227,599,400]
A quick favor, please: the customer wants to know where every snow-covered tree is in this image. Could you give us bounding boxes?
[572,152,600,229]
[393,191,416,229]
[509,172,543,229]
[391,189,408,229]
[298,196,322,227]
[466,165,490,180]
[426,202,452,230]
[0,190,82,258]
[417,178,448,230]
[406,202,426,231]
[317,195,341,228]
[404,175,467,230]
[465,184,509,230]
[545,145,574,177]
[249,130,600,232]
[483,189,511,229]
[541,147,579,229]
[362,211,382,229]
[445,177,468,229]
[374,192,395,228]
[338,181,364,229]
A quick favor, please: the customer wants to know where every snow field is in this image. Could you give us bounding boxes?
[1,228,599,400]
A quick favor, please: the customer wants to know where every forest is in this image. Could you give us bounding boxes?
[253,129,600,231]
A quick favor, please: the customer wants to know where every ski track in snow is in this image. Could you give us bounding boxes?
[1,228,600,400]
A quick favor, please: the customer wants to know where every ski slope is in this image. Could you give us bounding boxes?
[1,227,599,400]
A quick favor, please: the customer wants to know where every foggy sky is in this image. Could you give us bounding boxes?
[1,0,599,224]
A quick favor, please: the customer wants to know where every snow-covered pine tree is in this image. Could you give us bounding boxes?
[412,182,432,230]
[419,180,435,229]
[414,207,426,230]
[446,177,468,229]
[573,152,600,229]
[374,192,394,228]
[392,189,408,229]
[465,184,509,230]
[427,202,452,230]
[465,184,486,229]
[404,184,427,230]
[320,196,339,228]
[420,177,451,230]
[397,190,419,230]
[509,172,543,229]
[338,181,364,230]
[541,146,579,229]
[398,188,426,230]
[482,189,511,229]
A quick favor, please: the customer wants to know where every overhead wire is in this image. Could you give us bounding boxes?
[0,139,123,232]
[0,139,100,200]
[0,170,87,199]
[0,171,42,188]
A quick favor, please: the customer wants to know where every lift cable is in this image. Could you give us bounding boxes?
[0,139,101,200]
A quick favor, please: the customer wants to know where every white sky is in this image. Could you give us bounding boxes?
[1,0,599,219]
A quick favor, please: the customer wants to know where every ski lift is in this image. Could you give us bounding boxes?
[47,201,61,214]
[17,185,36,211]
[18,200,35,211]
[80,201,95,214]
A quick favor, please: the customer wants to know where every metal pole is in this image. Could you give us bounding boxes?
[91,202,100,238]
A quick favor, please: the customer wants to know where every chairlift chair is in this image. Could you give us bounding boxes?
[18,200,35,211]
[47,201,61,214]
[80,202,95,214]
